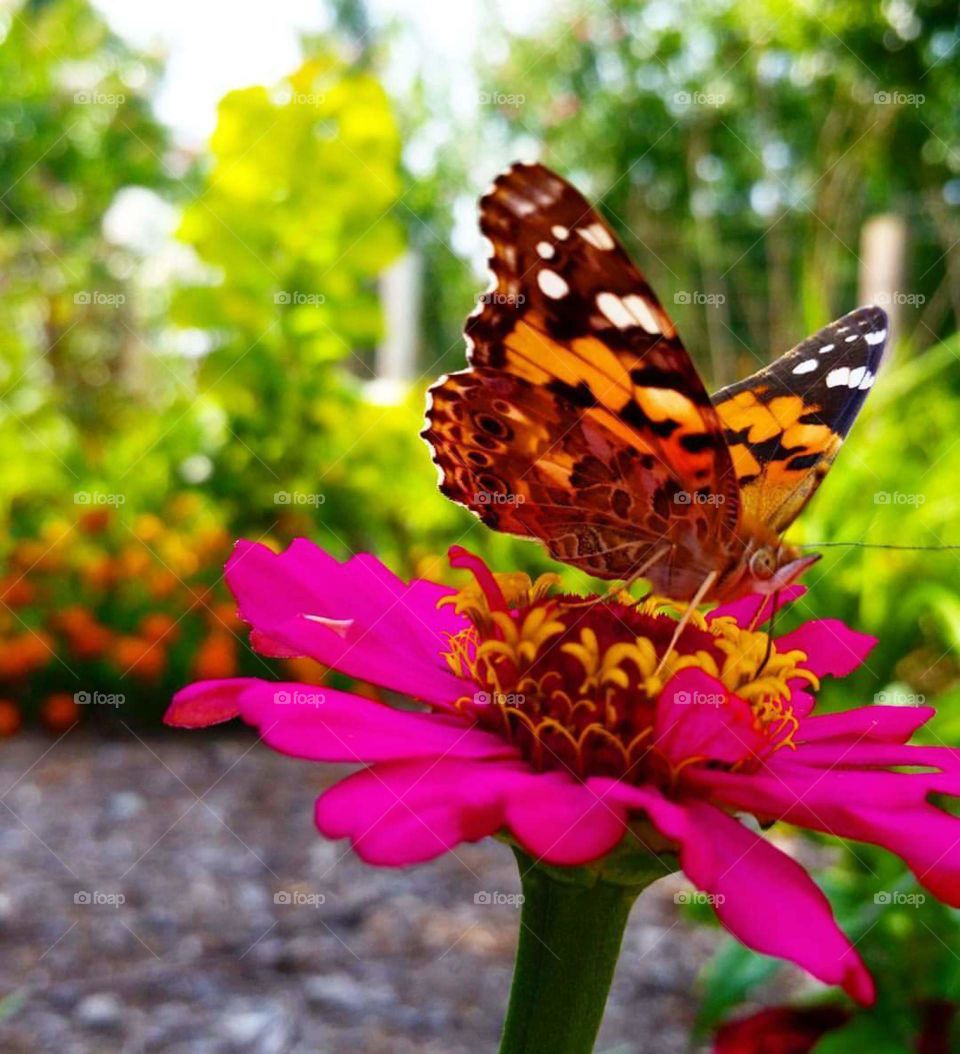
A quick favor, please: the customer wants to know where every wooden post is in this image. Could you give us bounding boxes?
[858,214,907,349]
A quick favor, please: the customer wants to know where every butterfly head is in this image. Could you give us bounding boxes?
[744,541,820,596]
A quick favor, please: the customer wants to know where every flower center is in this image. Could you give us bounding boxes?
[440,550,815,787]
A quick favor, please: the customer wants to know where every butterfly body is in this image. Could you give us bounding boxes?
[423,162,888,603]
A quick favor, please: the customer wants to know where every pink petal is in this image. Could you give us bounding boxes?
[709,585,806,628]
[225,539,472,707]
[693,750,960,907]
[316,759,631,867]
[776,619,876,678]
[798,704,935,746]
[164,678,250,727]
[598,781,873,1004]
[168,678,515,763]
[655,670,766,767]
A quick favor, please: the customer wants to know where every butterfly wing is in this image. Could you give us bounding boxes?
[423,161,741,588]
[711,305,888,534]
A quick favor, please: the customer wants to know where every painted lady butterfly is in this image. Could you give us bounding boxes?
[423,162,888,603]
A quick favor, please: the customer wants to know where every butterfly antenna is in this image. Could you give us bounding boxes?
[800,542,960,551]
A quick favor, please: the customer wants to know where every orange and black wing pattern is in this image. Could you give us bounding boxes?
[712,306,888,533]
[422,162,740,589]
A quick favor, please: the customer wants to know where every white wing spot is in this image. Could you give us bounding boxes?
[623,295,661,334]
[578,223,615,250]
[848,365,867,388]
[859,370,876,390]
[845,334,858,342]
[865,329,887,346]
[596,291,635,329]
[536,241,555,259]
[538,269,569,299]
[818,343,834,354]
[551,225,570,240]
[792,358,818,375]
[827,366,850,388]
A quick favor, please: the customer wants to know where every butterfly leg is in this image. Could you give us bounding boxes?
[568,544,672,607]
[653,570,718,679]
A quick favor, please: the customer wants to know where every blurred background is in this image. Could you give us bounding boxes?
[0,0,958,1050]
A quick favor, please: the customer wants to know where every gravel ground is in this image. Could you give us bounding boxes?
[0,729,728,1053]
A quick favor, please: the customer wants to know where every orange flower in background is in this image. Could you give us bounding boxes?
[147,568,180,600]
[0,699,22,736]
[139,612,180,645]
[52,606,114,661]
[192,631,236,680]
[207,601,242,631]
[77,507,112,534]
[114,636,166,681]
[0,576,37,609]
[0,631,55,679]
[40,693,79,733]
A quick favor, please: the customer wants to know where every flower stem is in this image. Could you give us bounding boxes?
[498,847,660,1054]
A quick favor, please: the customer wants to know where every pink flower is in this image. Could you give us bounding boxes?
[167,539,960,1005]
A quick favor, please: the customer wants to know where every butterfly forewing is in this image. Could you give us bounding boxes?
[711,305,888,533]
[424,162,740,583]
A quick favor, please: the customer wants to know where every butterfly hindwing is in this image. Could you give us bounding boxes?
[712,305,888,534]
[424,161,740,582]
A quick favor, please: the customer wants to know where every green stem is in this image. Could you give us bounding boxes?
[498,848,659,1054]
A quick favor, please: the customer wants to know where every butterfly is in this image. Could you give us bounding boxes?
[422,162,888,603]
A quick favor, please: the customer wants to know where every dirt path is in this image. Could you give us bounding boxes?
[0,729,723,1052]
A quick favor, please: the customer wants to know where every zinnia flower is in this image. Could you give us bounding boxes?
[166,539,960,1005]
